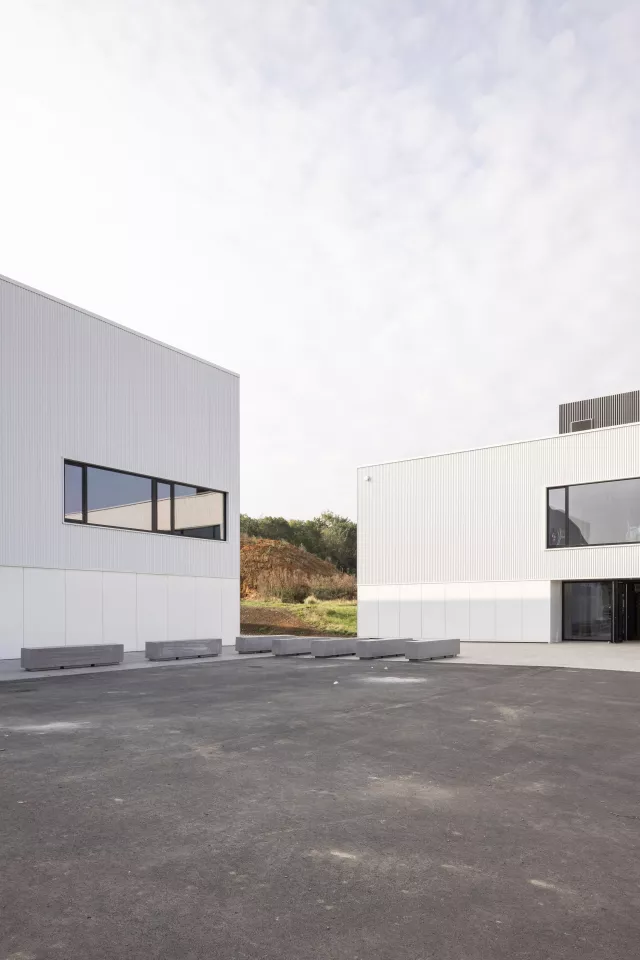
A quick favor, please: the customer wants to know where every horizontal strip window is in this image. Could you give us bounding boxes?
[64,461,226,541]
[547,477,640,548]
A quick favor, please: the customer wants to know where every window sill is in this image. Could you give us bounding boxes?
[545,541,640,551]
[63,520,227,543]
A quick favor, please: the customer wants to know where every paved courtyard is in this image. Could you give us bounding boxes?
[2,657,640,959]
[3,640,640,685]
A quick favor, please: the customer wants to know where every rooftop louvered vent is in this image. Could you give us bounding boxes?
[559,391,640,434]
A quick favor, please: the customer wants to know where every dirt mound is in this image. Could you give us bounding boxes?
[241,536,339,598]
[239,604,316,636]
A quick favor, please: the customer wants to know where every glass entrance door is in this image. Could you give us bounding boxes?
[613,581,640,642]
[563,581,613,640]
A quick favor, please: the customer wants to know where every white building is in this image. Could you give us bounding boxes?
[0,274,240,660]
[357,392,640,644]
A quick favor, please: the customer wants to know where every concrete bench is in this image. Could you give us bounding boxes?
[272,636,312,656]
[145,639,221,661]
[21,644,124,671]
[355,637,412,659]
[405,638,460,660]
[235,635,294,654]
[310,637,357,658]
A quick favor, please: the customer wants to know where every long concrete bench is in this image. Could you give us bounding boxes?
[145,639,221,661]
[355,637,412,659]
[405,638,460,660]
[21,644,124,671]
[310,637,357,658]
[235,635,295,654]
[272,636,312,656]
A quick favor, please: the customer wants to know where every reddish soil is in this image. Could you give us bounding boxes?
[241,536,340,598]
[240,604,318,636]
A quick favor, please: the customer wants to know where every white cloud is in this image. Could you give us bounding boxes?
[1,0,639,518]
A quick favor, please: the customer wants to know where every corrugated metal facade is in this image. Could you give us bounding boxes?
[0,276,240,657]
[358,424,640,586]
[559,390,640,433]
[357,425,640,642]
[0,275,239,578]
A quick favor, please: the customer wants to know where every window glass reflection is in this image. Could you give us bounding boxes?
[64,460,226,540]
[174,485,224,540]
[86,467,152,530]
[568,478,640,546]
[547,487,566,547]
[563,581,612,640]
[64,463,83,521]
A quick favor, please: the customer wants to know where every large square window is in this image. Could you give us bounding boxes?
[548,478,640,548]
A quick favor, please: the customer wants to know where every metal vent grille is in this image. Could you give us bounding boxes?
[559,390,640,433]
[570,418,593,432]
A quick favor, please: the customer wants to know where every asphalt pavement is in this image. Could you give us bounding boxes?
[2,656,639,959]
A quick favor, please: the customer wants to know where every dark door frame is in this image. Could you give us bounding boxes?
[613,580,640,643]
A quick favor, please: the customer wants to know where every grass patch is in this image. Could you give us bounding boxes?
[294,600,357,636]
[241,599,356,637]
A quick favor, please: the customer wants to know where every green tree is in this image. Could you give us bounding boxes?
[240,514,292,542]
[314,512,357,574]
[241,511,357,574]
[288,518,323,557]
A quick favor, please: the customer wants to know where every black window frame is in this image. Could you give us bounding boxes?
[547,476,640,549]
[63,461,86,524]
[63,459,227,542]
[547,485,567,548]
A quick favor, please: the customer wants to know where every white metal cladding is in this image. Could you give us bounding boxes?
[0,566,240,659]
[0,275,239,579]
[358,423,640,586]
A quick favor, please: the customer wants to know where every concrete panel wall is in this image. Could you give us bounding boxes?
[0,566,239,659]
[24,568,66,647]
[469,581,496,641]
[399,584,421,639]
[358,580,552,643]
[0,567,23,659]
[221,577,240,644]
[65,570,103,645]
[196,577,222,641]
[136,574,168,648]
[357,585,379,638]
[421,584,446,640]
[378,584,400,638]
[495,581,523,642]
[103,572,137,650]
[521,580,552,643]
[167,576,197,642]
[445,583,470,640]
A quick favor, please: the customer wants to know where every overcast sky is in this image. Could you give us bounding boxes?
[1,1,639,520]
